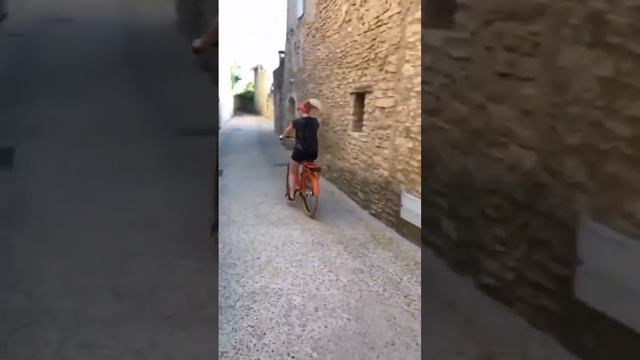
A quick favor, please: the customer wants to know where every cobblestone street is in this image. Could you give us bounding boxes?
[218,115,577,359]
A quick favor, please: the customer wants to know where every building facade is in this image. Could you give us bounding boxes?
[252,65,272,119]
[424,0,640,358]
[275,0,422,244]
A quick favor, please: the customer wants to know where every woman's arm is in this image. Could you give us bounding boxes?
[279,124,294,139]
[202,17,218,48]
[192,17,218,54]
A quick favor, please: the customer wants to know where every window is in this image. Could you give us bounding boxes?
[296,0,305,19]
[424,0,457,29]
[351,92,366,132]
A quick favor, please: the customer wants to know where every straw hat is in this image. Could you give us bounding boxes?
[307,98,323,113]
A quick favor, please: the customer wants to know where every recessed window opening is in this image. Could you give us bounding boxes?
[351,92,366,133]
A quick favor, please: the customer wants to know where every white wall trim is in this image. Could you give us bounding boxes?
[575,215,640,332]
[296,0,305,19]
[400,191,421,228]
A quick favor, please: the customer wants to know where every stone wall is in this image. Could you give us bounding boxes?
[273,52,286,134]
[424,0,640,358]
[280,0,422,244]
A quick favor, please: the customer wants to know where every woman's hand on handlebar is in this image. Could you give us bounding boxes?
[192,38,206,55]
[192,18,218,56]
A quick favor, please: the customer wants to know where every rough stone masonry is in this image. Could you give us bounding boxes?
[276,0,422,245]
[423,0,640,359]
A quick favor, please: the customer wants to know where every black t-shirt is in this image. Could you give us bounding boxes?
[292,116,319,154]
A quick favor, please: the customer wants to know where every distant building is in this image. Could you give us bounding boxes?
[252,65,272,119]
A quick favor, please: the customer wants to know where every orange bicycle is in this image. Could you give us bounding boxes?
[286,160,321,217]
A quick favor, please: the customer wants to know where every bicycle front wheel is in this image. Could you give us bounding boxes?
[301,193,318,218]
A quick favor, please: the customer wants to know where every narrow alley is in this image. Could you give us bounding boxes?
[0,0,217,358]
[218,115,576,359]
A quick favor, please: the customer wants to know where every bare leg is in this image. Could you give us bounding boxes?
[288,159,299,199]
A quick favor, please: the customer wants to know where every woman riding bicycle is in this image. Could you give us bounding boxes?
[279,99,321,201]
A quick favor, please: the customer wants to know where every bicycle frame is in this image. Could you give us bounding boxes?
[286,160,321,217]
[299,161,320,196]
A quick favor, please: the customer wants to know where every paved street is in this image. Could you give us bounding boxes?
[218,115,422,359]
[219,115,577,360]
[0,1,217,359]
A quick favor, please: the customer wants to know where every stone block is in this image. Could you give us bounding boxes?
[374,98,396,108]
